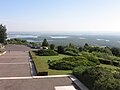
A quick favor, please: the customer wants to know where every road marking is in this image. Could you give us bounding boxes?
[0,77,32,80]
[55,86,76,90]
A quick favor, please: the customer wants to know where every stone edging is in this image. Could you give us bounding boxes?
[69,75,89,90]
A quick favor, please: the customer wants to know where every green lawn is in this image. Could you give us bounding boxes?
[31,51,72,75]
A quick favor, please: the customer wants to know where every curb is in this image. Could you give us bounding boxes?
[69,75,89,90]
[32,75,70,79]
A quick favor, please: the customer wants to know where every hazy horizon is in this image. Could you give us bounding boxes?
[1,0,120,35]
[7,31,120,36]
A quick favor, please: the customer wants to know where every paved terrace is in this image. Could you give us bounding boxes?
[0,44,31,77]
[0,44,81,90]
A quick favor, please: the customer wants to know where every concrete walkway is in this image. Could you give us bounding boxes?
[0,45,31,77]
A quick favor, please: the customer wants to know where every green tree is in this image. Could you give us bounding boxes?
[68,43,75,48]
[57,46,64,54]
[111,47,120,56]
[0,24,7,44]
[42,38,49,47]
[50,44,55,50]
[84,43,89,47]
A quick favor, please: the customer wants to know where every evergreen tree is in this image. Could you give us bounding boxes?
[50,44,55,50]
[0,24,7,44]
[68,43,75,48]
[57,46,64,54]
[42,38,49,47]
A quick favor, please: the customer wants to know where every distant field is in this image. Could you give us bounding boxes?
[31,51,72,75]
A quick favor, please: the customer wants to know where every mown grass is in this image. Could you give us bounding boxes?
[30,51,72,75]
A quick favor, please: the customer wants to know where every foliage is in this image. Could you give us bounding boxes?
[73,66,120,90]
[37,49,58,56]
[49,56,96,70]
[113,69,120,79]
[92,52,120,66]
[111,47,120,57]
[68,43,75,48]
[57,46,65,54]
[7,38,28,45]
[72,65,91,78]
[29,42,40,48]
[42,38,49,46]
[50,44,55,50]
[0,24,7,44]
[64,48,79,56]
[81,52,100,65]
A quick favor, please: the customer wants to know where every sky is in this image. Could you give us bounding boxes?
[0,0,120,35]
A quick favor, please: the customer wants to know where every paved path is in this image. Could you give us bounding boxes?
[0,44,31,77]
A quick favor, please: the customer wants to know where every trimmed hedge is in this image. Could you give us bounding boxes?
[37,50,58,56]
[98,58,120,67]
[98,58,112,65]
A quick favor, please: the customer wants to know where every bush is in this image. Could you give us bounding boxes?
[49,56,96,70]
[73,66,120,90]
[113,61,120,67]
[72,65,91,79]
[37,50,58,56]
[94,75,120,90]
[37,72,48,76]
[57,46,65,54]
[98,58,112,65]
[81,52,100,65]
[7,38,28,45]
[64,48,79,56]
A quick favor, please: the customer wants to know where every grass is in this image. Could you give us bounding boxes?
[30,51,72,75]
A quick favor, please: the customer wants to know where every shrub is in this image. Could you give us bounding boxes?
[64,48,79,56]
[81,52,100,65]
[72,65,91,79]
[57,46,65,54]
[37,50,58,56]
[73,66,120,90]
[49,56,96,70]
[98,58,112,65]
[113,61,120,67]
